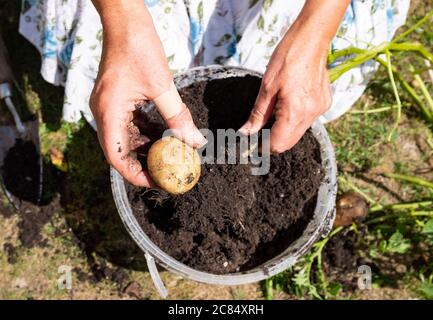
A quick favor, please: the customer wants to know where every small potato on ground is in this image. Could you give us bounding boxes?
[334,191,369,227]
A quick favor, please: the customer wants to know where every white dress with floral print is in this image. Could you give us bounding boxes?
[19,0,411,129]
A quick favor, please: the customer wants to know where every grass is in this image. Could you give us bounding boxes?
[265,4,433,300]
[328,110,390,171]
[1,1,433,300]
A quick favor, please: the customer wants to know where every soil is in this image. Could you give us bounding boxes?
[322,229,360,291]
[126,75,324,274]
[18,199,57,248]
[1,139,40,204]
[3,242,18,264]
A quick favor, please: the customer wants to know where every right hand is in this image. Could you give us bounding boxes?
[90,4,205,187]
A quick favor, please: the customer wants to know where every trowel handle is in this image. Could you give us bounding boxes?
[152,81,184,121]
[0,82,26,134]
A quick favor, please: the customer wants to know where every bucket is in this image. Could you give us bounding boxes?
[110,65,338,298]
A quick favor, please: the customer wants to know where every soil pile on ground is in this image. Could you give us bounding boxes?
[1,139,40,204]
[127,76,324,274]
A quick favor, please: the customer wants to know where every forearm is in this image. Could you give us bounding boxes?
[91,0,168,76]
[283,0,350,52]
[92,0,157,41]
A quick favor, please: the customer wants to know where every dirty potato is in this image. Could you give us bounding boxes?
[147,136,201,195]
[334,191,369,227]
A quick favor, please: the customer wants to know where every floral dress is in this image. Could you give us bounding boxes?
[19,0,411,128]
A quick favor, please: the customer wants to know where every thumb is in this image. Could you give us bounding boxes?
[153,82,207,148]
[239,82,276,135]
[165,104,208,148]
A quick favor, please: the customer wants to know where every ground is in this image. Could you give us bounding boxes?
[0,1,432,300]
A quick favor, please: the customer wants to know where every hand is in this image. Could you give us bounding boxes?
[90,3,205,187]
[239,26,331,153]
[239,0,349,153]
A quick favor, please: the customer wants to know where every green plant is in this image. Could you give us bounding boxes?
[264,11,433,301]
[329,10,433,131]
[264,227,346,300]
[418,283,433,299]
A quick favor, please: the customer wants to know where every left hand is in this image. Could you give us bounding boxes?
[239,24,332,153]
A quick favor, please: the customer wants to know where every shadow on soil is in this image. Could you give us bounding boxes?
[58,123,148,272]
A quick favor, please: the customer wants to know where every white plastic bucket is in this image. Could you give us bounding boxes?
[110,66,338,297]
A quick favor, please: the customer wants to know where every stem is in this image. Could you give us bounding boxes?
[385,50,402,141]
[389,42,433,64]
[328,47,365,65]
[375,57,433,121]
[316,249,327,295]
[307,226,344,298]
[414,73,433,114]
[265,278,274,300]
[425,59,433,84]
[338,176,378,205]
[367,211,433,225]
[426,130,433,152]
[393,10,433,43]
[328,41,433,88]
[350,105,398,115]
[369,200,433,213]
[384,172,433,189]
[328,42,390,83]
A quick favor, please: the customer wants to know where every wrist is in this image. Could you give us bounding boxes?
[93,0,155,40]
[283,19,331,55]
[282,0,350,53]
[93,0,145,21]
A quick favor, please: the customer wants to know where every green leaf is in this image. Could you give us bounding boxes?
[257,15,265,31]
[386,231,411,254]
[266,37,278,48]
[328,282,342,297]
[167,54,175,64]
[417,283,433,299]
[379,239,387,253]
[369,248,380,258]
[265,278,274,300]
[96,29,103,42]
[263,0,273,11]
[422,218,433,234]
[197,1,204,22]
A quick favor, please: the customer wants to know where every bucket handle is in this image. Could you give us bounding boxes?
[145,252,168,298]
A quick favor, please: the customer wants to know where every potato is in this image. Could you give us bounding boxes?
[334,191,368,227]
[147,136,201,195]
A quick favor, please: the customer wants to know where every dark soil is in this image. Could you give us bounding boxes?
[323,229,359,291]
[129,75,323,274]
[123,281,144,299]
[3,242,18,264]
[0,139,56,248]
[1,139,40,204]
[18,197,58,248]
